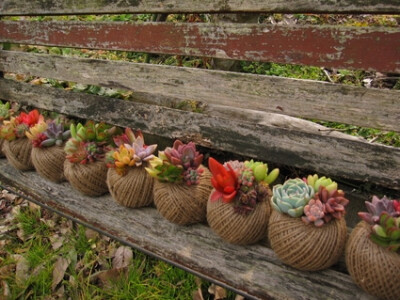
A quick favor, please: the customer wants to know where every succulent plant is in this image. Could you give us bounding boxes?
[315,186,349,223]
[0,109,44,141]
[209,158,275,215]
[107,130,157,175]
[302,199,325,227]
[26,121,71,148]
[145,154,184,183]
[358,196,399,225]
[146,140,203,186]
[271,178,315,217]
[244,160,279,185]
[370,212,400,253]
[164,140,203,170]
[65,121,119,164]
[304,174,338,193]
[209,158,239,203]
[0,101,13,122]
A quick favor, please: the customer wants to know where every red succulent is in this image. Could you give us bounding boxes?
[208,157,238,203]
[394,200,400,214]
[15,109,42,127]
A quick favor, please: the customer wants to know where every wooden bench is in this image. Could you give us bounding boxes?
[0,1,399,299]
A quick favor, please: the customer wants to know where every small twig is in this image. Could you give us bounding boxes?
[318,128,348,132]
[368,136,380,143]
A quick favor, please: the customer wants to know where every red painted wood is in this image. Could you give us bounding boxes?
[1,21,399,72]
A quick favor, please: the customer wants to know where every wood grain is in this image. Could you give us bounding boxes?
[1,0,399,15]
[1,50,399,132]
[0,159,377,300]
[1,21,399,73]
[0,78,399,189]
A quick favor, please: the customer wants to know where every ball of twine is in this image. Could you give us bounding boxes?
[107,167,154,208]
[3,138,34,171]
[346,221,400,300]
[64,159,109,197]
[31,146,66,183]
[207,189,271,245]
[153,166,212,225]
[268,209,347,271]
[0,139,5,158]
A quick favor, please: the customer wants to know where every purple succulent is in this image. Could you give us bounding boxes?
[164,140,203,170]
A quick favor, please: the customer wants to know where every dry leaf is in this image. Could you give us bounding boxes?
[14,255,29,287]
[1,280,10,297]
[208,284,227,300]
[49,234,64,250]
[112,246,133,269]
[28,202,41,212]
[85,228,99,241]
[2,192,17,202]
[192,288,205,300]
[52,257,71,291]
[235,295,245,300]
[92,267,127,288]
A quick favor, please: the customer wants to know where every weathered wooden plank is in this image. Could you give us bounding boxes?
[1,51,399,132]
[0,160,377,300]
[0,78,399,189]
[1,0,399,15]
[1,21,399,73]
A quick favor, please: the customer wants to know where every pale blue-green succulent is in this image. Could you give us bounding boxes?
[271,178,315,217]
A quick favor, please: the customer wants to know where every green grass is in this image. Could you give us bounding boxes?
[1,205,231,299]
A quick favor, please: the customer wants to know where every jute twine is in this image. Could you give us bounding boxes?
[346,221,400,300]
[153,166,212,225]
[2,138,34,171]
[207,189,271,245]
[107,167,154,208]
[64,159,109,197]
[268,209,347,271]
[31,146,66,183]
[0,139,5,157]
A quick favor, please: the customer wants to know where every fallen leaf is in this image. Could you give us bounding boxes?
[28,202,41,212]
[192,288,205,300]
[1,280,10,297]
[52,257,71,291]
[85,228,99,241]
[2,192,17,202]
[112,246,133,269]
[91,267,127,288]
[14,255,29,287]
[49,234,64,250]
[208,284,227,300]
[235,295,245,300]
[0,264,15,277]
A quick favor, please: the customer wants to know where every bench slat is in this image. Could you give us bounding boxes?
[0,160,377,300]
[1,21,399,73]
[1,50,399,132]
[0,0,399,15]
[1,78,399,190]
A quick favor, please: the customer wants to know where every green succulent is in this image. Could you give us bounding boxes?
[244,159,279,184]
[0,101,12,121]
[271,178,315,217]
[305,174,337,193]
[370,212,400,253]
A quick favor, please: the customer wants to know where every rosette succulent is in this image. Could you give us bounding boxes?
[0,101,14,122]
[271,178,315,217]
[209,158,278,215]
[27,121,71,148]
[107,128,157,175]
[65,121,120,164]
[304,174,338,193]
[358,196,400,252]
[145,140,203,185]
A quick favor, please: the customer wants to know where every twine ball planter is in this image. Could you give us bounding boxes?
[31,145,66,183]
[64,159,109,197]
[207,190,271,245]
[153,166,213,225]
[268,209,347,271]
[107,167,154,208]
[346,221,400,300]
[3,137,34,171]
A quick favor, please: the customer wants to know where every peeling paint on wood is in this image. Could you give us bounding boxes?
[0,21,399,72]
[0,160,378,299]
[0,51,399,132]
[0,78,399,189]
[1,0,399,15]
